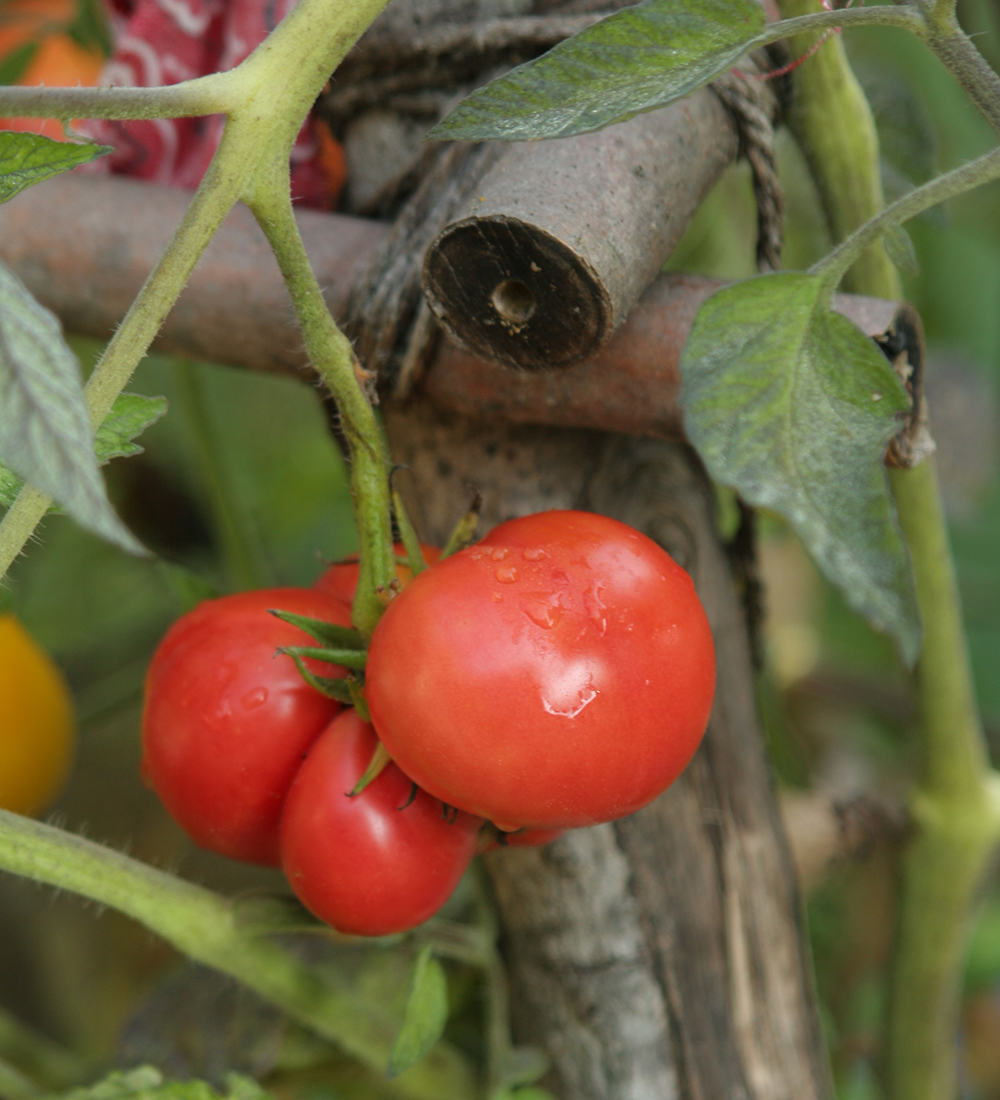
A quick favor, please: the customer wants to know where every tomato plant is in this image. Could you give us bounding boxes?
[314,543,440,605]
[365,510,716,828]
[141,587,353,866]
[0,613,75,816]
[280,707,480,936]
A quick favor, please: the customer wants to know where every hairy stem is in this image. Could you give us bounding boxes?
[776,0,901,294]
[777,5,1000,1099]
[245,174,395,637]
[0,811,479,1100]
[811,145,1000,291]
[0,74,235,120]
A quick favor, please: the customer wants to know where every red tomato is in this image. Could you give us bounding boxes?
[142,588,352,866]
[314,543,440,605]
[280,709,480,936]
[365,511,715,829]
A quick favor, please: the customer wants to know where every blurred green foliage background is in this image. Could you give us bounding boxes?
[3,2,1000,1097]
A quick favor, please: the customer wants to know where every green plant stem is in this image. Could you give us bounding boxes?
[0,73,235,120]
[777,6,1000,1099]
[776,0,901,294]
[173,360,271,591]
[0,0,397,595]
[811,145,1000,291]
[884,463,1000,1100]
[917,11,1000,134]
[0,810,480,1100]
[244,177,395,638]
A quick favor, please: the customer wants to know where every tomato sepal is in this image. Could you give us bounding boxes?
[268,608,364,649]
[283,652,356,705]
[277,644,368,671]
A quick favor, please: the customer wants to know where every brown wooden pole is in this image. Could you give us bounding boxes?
[422,90,741,370]
[0,175,920,444]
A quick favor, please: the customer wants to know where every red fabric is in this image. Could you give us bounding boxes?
[82,0,333,207]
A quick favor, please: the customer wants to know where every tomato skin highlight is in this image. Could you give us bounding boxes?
[0,614,75,816]
[280,709,480,936]
[314,544,440,605]
[365,510,716,829]
[142,588,352,866]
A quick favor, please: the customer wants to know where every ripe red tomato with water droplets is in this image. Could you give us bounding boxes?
[365,511,715,829]
[280,709,481,936]
[314,543,440,605]
[142,588,352,866]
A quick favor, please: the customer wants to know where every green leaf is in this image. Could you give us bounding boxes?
[883,223,920,275]
[386,947,449,1078]
[0,131,111,206]
[43,1066,271,1100]
[1,393,167,509]
[268,608,363,649]
[429,0,765,142]
[0,41,39,87]
[0,261,144,553]
[680,273,921,664]
[94,393,168,461]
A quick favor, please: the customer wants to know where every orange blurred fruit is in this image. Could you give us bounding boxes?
[0,0,105,140]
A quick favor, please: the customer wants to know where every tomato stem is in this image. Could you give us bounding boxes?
[0,810,479,1099]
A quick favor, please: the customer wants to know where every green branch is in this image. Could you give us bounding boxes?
[776,4,1000,1099]
[811,145,1000,292]
[244,172,395,638]
[0,811,479,1100]
[0,74,235,120]
[0,0,396,589]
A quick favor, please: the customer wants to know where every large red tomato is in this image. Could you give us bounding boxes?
[314,543,440,605]
[280,709,480,936]
[142,588,352,866]
[365,511,715,829]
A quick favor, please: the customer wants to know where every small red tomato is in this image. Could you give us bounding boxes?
[142,588,352,866]
[366,511,715,829]
[314,543,440,605]
[280,710,480,936]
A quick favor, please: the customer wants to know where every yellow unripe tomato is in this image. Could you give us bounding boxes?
[0,614,75,816]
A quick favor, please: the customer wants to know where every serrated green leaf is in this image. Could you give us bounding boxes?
[883,223,920,275]
[680,273,921,664]
[268,608,363,649]
[94,393,167,461]
[0,131,111,205]
[386,947,448,1078]
[43,1065,271,1100]
[429,0,765,142]
[0,261,144,553]
[1,392,166,510]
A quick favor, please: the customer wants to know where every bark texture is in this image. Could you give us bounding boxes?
[385,401,833,1100]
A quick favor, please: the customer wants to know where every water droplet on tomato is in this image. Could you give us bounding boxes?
[523,593,562,629]
[583,582,607,636]
[242,687,268,709]
[492,591,503,602]
[522,548,547,561]
[491,546,510,561]
[542,685,598,719]
[496,565,519,583]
